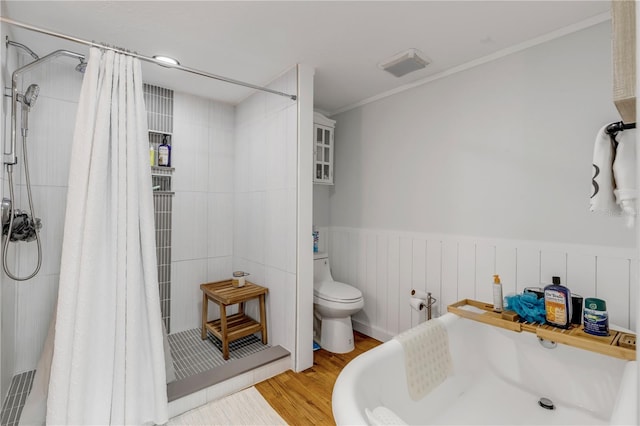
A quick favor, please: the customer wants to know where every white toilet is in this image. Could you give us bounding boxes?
[313,252,364,353]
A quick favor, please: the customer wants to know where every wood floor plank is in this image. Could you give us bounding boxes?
[256,332,381,425]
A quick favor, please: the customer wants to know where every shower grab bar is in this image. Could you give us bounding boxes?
[0,17,298,101]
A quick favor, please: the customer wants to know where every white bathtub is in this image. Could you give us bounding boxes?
[333,313,637,425]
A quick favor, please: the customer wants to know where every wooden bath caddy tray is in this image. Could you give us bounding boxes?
[448,299,636,361]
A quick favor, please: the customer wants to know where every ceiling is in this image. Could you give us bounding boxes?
[2,1,610,114]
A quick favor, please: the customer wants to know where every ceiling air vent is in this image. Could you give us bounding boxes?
[378,48,430,78]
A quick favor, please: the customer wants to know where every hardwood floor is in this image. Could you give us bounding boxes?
[256,332,381,425]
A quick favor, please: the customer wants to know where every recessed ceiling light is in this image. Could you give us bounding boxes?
[153,55,180,66]
[378,48,430,78]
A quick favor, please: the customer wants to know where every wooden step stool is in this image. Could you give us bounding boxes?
[200,280,268,360]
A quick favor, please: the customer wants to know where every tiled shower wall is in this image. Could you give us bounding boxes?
[153,178,173,331]
[233,67,298,354]
[144,83,175,331]
[0,20,16,399]
[168,67,300,359]
[144,84,174,133]
[2,57,236,377]
[4,51,84,376]
[169,93,235,334]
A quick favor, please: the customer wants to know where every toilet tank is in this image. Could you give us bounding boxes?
[314,252,333,283]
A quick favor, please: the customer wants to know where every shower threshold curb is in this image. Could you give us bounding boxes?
[167,345,290,402]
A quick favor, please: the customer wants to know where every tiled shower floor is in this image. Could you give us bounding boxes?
[0,329,269,426]
[168,328,270,380]
[0,371,34,426]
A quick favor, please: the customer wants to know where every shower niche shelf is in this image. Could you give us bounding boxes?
[149,130,173,194]
[448,299,636,361]
[152,167,174,194]
[149,130,173,136]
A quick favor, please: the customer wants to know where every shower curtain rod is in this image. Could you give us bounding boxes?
[0,17,298,101]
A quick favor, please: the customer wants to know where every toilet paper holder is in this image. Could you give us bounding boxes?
[410,289,437,321]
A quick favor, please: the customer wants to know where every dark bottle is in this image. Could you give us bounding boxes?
[158,134,171,167]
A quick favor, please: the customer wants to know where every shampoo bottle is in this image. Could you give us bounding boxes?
[544,276,572,328]
[493,274,503,312]
[149,144,155,166]
[158,135,171,167]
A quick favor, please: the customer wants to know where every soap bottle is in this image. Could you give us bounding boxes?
[583,298,609,336]
[149,144,155,166]
[158,135,171,167]
[544,276,572,328]
[492,274,503,312]
[312,226,319,253]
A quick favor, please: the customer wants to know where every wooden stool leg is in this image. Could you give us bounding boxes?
[201,292,208,340]
[220,304,229,360]
[260,294,268,344]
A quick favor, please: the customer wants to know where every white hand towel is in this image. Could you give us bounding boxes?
[613,129,637,227]
[590,125,620,215]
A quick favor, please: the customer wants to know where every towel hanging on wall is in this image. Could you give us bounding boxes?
[590,123,637,227]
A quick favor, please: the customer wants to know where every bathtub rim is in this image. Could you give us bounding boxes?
[332,312,636,425]
[332,313,461,425]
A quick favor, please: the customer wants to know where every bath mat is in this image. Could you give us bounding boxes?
[394,318,452,401]
[167,386,286,425]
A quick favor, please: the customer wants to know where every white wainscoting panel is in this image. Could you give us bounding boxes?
[329,227,637,342]
[595,257,630,329]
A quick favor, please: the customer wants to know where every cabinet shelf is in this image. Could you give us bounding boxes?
[313,112,335,185]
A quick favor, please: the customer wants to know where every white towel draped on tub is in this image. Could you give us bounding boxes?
[40,47,169,425]
[591,125,637,226]
[393,319,452,401]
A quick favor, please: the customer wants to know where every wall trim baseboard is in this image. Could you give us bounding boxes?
[353,319,393,343]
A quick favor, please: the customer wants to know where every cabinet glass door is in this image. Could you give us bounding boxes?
[313,123,333,184]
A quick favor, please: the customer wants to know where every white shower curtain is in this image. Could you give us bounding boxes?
[42,47,168,424]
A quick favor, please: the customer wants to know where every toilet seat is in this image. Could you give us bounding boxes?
[314,280,362,303]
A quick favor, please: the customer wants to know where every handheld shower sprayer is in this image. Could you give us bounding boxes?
[2,80,44,280]
[22,84,39,108]
[2,46,84,281]
[18,84,39,136]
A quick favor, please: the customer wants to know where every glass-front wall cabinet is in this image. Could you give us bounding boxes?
[313,112,336,185]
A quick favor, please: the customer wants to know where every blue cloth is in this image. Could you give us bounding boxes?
[504,293,546,323]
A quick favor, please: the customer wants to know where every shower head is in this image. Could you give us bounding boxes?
[23,84,39,108]
[18,84,39,135]
[75,59,87,73]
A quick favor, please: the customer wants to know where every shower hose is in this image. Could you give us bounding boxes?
[2,130,43,281]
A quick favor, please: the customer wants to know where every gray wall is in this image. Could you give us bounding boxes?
[313,184,331,227]
[330,21,633,248]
